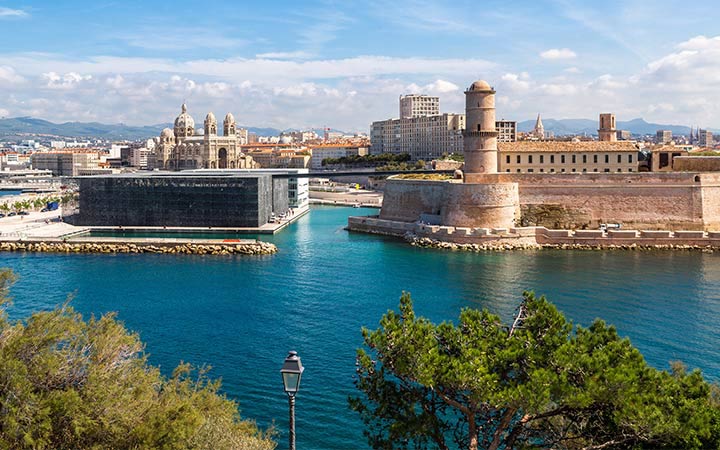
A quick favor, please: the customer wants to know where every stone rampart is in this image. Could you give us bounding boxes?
[673,156,720,172]
[377,172,720,231]
[500,172,706,230]
[379,178,518,229]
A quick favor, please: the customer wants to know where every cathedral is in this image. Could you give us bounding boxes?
[153,103,258,170]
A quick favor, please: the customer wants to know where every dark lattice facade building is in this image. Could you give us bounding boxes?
[75,173,288,227]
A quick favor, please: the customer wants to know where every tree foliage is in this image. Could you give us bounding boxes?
[0,269,275,450]
[351,291,720,450]
[322,153,411,167]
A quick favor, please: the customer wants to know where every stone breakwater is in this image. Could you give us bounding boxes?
[348,216,720,252]
[0,241,277,255]
[406,234,719,253]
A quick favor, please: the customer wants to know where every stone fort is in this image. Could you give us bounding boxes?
[375,80,720,231]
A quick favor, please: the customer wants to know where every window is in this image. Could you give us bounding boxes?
[605,154,609,163]
[528,168,534,173]
[594,155,598,163]
[517,169,521,173]
[516,155,521,164]
[604,168,610,172]
[572,168,576,172]
[540,155,544,163]
[617,154,622,163]
[540,168,544,172]
[629,168,633,172]
[561,155,566,163]
[528,155,533,164]
[593,168,598,172]
[572,155,576,163]
[506,155,510,164]
[561,168,566,172]
[550,155,555,163]
[583,154,587,163]
[617,168,622,172]
[550,168,555,173]
[629,154,633,163]
[506,169,510,172]
[582,168,587,172]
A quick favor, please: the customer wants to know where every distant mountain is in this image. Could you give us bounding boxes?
[0,117,282,140]
[516,117,712,136]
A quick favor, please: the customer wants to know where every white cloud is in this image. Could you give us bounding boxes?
[0,7,27,18]
[0,66,24,83]
[428,79,458,93]
[42,72,92,89]
[540,48,577,60]
[9,34,720,131]
[500,72,530,91]
[255,51,314,60]
[3,54,497,85]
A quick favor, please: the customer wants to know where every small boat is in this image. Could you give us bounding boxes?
[353,203,361,208]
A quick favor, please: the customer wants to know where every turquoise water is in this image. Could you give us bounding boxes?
[2,205,720,449]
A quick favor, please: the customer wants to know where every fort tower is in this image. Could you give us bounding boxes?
[463,80,498,179]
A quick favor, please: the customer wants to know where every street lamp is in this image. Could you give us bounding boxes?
[281,351,304,450]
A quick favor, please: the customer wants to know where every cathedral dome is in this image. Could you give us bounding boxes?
[468,80,492,91]
[161,127,174,139]
[224,112,235,123]
[174,103,195,135]
[206,112,216,123]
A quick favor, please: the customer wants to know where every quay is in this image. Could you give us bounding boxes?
[347,215,720,251]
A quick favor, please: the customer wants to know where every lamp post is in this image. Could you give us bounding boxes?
[280,350,304,450]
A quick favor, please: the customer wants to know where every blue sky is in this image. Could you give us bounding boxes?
[1,0,720,130]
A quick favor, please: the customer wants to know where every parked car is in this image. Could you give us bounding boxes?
[0,214,6,218]
[8,212,16,217]
[18,211,29,216]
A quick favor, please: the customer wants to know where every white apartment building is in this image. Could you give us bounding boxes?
[371,114,464,161]
[399,94,439,119]
[371,116,516,160]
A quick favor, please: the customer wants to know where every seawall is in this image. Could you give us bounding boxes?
[347,215,720,251]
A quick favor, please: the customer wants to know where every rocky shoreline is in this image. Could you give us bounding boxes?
[0,241,278,255]
[406,234,718,253]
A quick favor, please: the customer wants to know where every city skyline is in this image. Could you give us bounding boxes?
[1,1,720,131]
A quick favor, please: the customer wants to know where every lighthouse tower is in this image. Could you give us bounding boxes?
[463,80,498,181]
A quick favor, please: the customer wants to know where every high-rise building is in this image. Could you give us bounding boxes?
[370,114,464,160]
[399,94,439,119]
[655,130,672,144]
[699,129,714,148]
[371,93,516,160]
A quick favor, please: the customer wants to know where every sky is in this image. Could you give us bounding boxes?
[1,0,720,131]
